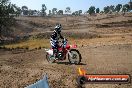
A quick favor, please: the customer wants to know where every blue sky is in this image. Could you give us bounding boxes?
[10,0,130,13]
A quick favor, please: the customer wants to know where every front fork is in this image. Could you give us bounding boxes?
[67,50,73,58]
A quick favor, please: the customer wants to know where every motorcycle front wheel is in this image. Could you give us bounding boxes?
[46,53,55,63]
[68,49,82,64]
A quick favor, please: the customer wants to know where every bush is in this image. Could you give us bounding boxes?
[25,47,29,50]
[39,46,41,50]
[16,46,20,49]
[0,0,16,36]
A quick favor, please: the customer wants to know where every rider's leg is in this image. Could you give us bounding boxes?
[50,40,58,58]
[53,43,58,58]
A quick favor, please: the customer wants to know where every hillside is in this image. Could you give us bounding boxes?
[12,13,132,37]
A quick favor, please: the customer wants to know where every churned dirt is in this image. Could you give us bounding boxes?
[0,42,132,88]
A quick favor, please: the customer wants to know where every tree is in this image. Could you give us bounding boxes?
[100,11,104,14]
[41,4,47,16]
[52,8,57,15]
[122,5,127,12]
[48,10,52,16]
[65,7,71,14]
[88,6,95,15]
[75,11,79,15]
[12,4,21,16]
[58,10,63,15]
[72,10,82,16]
[104,6,110,13]
[109,5,115,12]
[125,4,130,11]
[122,4,130,12]
[15,7,21,16]
[0,0,16,37]
[32,10,38,16]
[96,8,100,13]
[22,6,28,15]
[78,10,82,15]
[71,10,82,16]
[72,12,76,15]
[28,9,33,16]
[115,4,122,12]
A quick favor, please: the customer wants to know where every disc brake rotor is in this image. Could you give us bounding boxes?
[72,54,77,59]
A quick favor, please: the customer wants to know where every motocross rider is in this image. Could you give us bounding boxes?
[50,23,64,58]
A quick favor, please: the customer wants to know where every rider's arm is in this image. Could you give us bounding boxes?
[50,32,57,40]
[59,33,64,39]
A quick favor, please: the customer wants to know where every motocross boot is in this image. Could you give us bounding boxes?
[53,49,58,60]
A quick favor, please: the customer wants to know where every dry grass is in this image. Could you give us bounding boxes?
[1,38,81,50]
[2,38,76,50]
[3,39,50,50]
[2,36,132,50]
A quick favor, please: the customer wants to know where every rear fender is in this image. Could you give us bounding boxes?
[45,49,53,55]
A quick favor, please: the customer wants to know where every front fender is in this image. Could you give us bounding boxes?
[70,44,77,48]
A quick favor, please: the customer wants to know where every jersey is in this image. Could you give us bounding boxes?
[50,31,64,49]
[50,31,63,41]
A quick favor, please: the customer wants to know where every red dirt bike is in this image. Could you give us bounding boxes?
[45,38,82,64]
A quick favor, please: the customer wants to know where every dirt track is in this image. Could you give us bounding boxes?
[0,43,132,88]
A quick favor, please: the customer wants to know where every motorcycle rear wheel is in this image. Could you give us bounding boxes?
[46,53,55,63]
[68,49,82,64]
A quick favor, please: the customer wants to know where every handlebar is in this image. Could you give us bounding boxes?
[58,38,68,43]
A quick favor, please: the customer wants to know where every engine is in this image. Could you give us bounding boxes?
[57,51,64,60]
